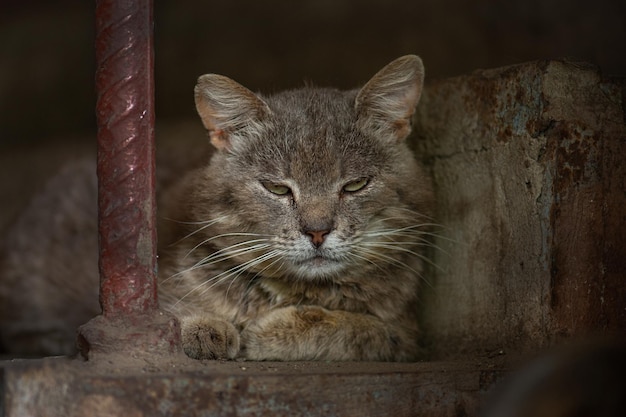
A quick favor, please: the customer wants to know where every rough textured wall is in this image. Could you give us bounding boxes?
[414,60,626,357]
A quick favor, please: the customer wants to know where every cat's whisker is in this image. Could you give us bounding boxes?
[161,240,272,285]
[188,246,267,278]
[359,235,451,258]
[181,243,272,277]
[196,246,281,283]
[164,214,232,246]
[359,221,456,258]
[228,250,287,299]
[176,249,285,305]
[369,216,432,227]
[162,215,230,226]
[225,249,284,281]
[351,246,426,283]
[357,241,444,273]
[367,208,445,226]
[345,251,389,274]
[368,214,462,247]
[183,233,272,259]
[382,206,438,220]
[363,222,443,235]
[251,251,287,281]
[367,209,436,226]
[185,237,271,263]
[352,246,434,289]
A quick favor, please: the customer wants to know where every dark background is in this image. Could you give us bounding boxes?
[1,0,625,147]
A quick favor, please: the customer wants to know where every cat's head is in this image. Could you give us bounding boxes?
[188,55,433,281]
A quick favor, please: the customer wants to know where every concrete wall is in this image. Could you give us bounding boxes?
[414,60,626,357]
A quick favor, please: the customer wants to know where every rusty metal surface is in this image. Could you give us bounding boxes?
[95,0,158,317]
[542,65,626,337]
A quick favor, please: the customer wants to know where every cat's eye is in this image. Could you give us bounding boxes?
[263,182,292,196]
[343,178,369,193]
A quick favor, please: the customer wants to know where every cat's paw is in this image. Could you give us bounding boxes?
[239,306,416,361]
[240,306,341,360]
[180,315,240,360]
[238,306,299,360]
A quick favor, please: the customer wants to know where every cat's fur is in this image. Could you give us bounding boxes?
[158,55,433,361]
[0,55,434,361]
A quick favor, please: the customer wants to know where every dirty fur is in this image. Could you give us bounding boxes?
[0,55,434,361]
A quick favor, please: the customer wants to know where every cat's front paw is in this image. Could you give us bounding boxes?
[239,306,299,360]
[180,315,240,360]
[240,306,344,360]
[239,306,416,361]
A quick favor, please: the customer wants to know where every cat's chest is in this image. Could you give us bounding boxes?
[254,277,371,313]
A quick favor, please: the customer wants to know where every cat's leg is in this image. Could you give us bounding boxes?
[239,306,418,361]
[179,314,240,360]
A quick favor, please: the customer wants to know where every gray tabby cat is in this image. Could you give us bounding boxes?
[158,54,434,361]
[0,55,433,361]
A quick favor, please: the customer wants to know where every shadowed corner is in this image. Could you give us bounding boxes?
[482,338,626,417]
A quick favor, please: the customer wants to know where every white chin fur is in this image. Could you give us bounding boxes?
[282,235,350,279]
[289,257,346,280]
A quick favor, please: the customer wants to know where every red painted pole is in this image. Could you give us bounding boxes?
[77,0,181,359]
[95,0,158,317]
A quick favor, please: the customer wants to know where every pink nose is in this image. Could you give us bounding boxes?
[306,230,330,247]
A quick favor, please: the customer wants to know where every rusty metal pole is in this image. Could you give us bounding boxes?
[95,0,157,318]
[77,0,181,359]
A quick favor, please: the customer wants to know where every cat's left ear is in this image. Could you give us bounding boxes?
[355,55,425,141]
[194,74,271,151]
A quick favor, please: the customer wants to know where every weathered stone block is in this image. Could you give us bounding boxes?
[414,60,626,356]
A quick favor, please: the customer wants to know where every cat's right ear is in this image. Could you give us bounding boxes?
[355,55,425,142]
[194,74,271,151]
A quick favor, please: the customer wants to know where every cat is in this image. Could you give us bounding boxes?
[157,54,434,361]
[0,55,434,361]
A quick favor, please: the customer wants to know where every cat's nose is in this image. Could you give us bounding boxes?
[305,229,330,247]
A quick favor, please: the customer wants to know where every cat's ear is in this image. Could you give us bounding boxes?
[355,55,424,141]
[194,74,271,151]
